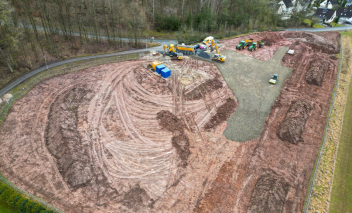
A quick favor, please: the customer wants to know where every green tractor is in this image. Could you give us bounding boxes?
[236,41,246,50]
[248,42,257,51]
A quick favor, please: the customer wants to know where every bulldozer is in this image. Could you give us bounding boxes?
[209,39,226,62]
[163,44,183,60]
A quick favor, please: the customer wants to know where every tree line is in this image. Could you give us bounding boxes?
[0,0,299,75]
[0,181,54,213]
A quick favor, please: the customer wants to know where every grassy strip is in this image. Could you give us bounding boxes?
[307,31,352,212]
[0,199,19,213]
[329,35,352,212]
[313,24,325,28]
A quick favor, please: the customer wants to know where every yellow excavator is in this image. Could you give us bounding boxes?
[163,44,183,60]
[209,39,226,62]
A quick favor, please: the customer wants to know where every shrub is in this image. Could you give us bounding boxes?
[7,192,21,207]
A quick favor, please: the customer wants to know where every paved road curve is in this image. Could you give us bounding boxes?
[1,25,351,97]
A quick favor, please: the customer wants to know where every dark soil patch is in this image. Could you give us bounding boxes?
[247,172,290,213]
[156,110,190,167]
[45,87,94,189]
[204,98,237,131]
[122,184,151,211]
[185,78,223,101]
[156,110,185,134]
[172,135,190,167]
[277,100,313,145]
[305,59,330,86]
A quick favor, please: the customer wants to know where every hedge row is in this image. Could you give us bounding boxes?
[0,181,54,213]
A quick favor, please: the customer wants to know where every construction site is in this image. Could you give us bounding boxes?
[0,30,341,212]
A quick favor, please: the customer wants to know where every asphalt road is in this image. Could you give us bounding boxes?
[1,25,351,97]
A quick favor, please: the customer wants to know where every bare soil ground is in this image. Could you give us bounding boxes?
[0,31,340,213]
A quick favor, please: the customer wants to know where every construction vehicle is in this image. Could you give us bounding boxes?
[257,41,265,48]
[147,61,162,72]
[236,41,247,50]
[209,39,226,62]
[269,74,278,84]
[162,44,183,60]
[203,36,214,46]
[176,44,195,54]
[248,42,257,51]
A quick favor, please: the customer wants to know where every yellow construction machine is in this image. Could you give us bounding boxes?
[147,60,162,71]
[209,39,226,62]
[163,44,183,60]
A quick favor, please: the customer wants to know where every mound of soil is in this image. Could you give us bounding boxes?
[259,31,283,47]
[306,59,329,86]
[156,110,190,167]
[277,100,313,145]
[280,31,339,54]
[156,110,185,134]
[172,135,190,167]
[122,184,151,212]
[45,87,94,188]
[247,172,290,213]
[204,98,237,131]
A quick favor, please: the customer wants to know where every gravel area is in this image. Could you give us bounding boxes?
[215,47,292,141]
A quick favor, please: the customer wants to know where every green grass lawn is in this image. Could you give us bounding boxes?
[329,62,352,212]
[0,200,19,213]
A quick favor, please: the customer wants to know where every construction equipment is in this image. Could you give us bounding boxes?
[209,39,226,62]
[203,36,214,46]
[176,44,195,54]
[269,74,278,84]
[257,41,265,48]
[147,60,162,72]
[248,42,257,51]
[236,41,247,50]
[162,44,183,59]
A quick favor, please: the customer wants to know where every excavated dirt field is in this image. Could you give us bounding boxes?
[0,31,340,213]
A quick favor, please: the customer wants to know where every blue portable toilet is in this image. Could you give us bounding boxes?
[161,68,171,78]
[156,64,165,74]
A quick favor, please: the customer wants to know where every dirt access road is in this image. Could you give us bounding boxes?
[0,31,340,212]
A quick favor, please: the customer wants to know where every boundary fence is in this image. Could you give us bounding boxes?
[303,30,346,212]
[0,51,147,212]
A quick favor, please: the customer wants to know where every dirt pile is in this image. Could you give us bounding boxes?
[204,98,237,131]
[306,59,330,86]
[45,87,94,188]
[122,185,151,212]
[259,31,283,46]
[277,100,313,145]
[247,172,290,213]
[280,31,340,54]
[156,110,190,166]
[156,110,185,133]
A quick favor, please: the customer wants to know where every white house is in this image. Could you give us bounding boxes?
[315,8,337,23]
[319,0,333,9]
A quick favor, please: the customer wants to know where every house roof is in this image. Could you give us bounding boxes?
[283,0,292,8]
[336,6,352,17]
[315,8,336,19]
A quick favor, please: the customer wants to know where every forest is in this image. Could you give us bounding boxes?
[0,0,308,86]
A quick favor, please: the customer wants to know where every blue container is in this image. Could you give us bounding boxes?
[156,64,165,74]
[161,68,171,78]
